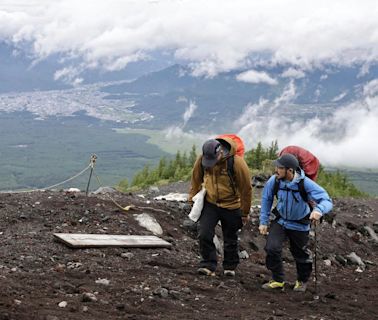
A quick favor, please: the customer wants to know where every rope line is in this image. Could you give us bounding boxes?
[93,169,133,212]
[7,164,91,194]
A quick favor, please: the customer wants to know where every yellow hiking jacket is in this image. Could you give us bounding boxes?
[189,137,252,216]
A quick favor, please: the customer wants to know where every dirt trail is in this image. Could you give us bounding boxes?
[0,184,377,320]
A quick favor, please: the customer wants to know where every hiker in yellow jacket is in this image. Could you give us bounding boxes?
[189,137,252,276]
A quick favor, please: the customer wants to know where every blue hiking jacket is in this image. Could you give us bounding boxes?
[260,169,333,231]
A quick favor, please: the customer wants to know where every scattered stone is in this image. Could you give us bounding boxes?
[134,213,163,235]
[120,252,134,260]
[153,287,169,298]
[323,259,332,267]
[182,287,192,295]
[363,226,378,243]
[95,278,110,286]
[58,301,67,308]
[82,292,97,302]
[67,262,83,269]
[93,187,116,194]
[273,309,286,316]
[169,290,181,299]
[346,252,365,268]
[148,186,160,193]
[238,250,249,259]
[19,213,28,220]
[335,255,347,266]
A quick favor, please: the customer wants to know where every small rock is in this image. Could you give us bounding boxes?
[82,292,97,302]
[153,287,169,298]
[323,259,332,266]
[335,255,347,266]
[346,252,365,268]
[58,301,67,308]
[169,290,181,299]
[14,299,21,305]
[120,252,134,260]
[182,287,192,294]
[148,186,160,193]
[93,186,116,194]
[95,278,110,285]
[238,250,249,259]
[134,213,163,235]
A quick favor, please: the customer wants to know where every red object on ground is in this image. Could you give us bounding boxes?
[279,146,320,181]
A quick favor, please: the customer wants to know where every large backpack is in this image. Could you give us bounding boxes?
[273,146,320,223]
[201,134,245,195]
[279,145,320,181]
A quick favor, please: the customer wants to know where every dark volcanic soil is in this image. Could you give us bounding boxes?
[0,182,377,320]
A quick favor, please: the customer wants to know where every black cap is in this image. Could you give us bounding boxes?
[274,153,299,170]
[202,139,221,168]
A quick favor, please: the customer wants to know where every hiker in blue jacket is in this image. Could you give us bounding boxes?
[259,153,332,292]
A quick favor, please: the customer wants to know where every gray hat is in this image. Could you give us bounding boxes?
[202,139,221,168]
[274,153,299,170]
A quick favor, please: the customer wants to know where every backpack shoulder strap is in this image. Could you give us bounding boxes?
[298,179,308,202]
[227,156,236,195]
[273,178,280,199]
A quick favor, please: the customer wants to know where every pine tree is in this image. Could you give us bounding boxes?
[189,144,197,166]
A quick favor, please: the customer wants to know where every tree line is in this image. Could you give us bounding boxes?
[117,141,366,197]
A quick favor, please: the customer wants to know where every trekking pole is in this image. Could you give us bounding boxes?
[313,221,319,299]
[85,154,97,196]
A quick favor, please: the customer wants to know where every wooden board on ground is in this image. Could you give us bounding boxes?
[53,233,172,248]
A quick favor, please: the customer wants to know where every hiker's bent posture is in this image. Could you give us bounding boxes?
[259,153,332,292]
[189,137,252,277]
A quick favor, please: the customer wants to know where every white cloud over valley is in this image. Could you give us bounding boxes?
[235,82,378,168]
[1,0,378,75]
[236,70,277,85]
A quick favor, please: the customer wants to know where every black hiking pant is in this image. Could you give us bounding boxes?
[265,221,313,283]
[197,201,243,271]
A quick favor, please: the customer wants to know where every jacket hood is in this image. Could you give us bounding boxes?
[216,136,236,156]
[291,168,305,185]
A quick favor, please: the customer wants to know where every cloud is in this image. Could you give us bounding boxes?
[281,68,305,79]
[1,0,378,75]
[331,91,348,102]
[236,70,278,85]
[235,83,378,168]
[363,79,378,96]
[182,101,198,127]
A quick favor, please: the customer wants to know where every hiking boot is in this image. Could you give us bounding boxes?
[293,280,307,292]
[261,280,285,290]
[223,270,236,277]
[197,267,215,277]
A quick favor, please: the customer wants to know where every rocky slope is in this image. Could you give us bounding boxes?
[0,182,377,320]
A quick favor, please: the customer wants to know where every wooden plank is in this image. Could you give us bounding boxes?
[53,233,172,248]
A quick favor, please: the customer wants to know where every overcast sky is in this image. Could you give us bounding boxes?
[1,0,378,168]
[1,0,378,74]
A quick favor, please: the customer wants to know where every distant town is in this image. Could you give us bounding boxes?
[0,82,152,123]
